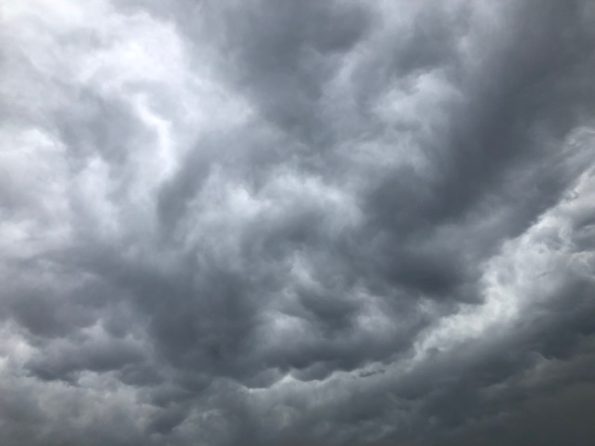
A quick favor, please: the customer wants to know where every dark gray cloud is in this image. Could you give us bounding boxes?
[1,0,595,444]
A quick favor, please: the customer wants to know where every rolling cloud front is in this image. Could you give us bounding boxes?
[1,0,595,444]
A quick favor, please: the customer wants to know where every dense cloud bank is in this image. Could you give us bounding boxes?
[1,0,595,444]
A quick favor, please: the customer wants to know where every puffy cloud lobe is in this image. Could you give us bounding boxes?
[1,0,595,445]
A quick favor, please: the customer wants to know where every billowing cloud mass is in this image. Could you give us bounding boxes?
[1,0,595,444]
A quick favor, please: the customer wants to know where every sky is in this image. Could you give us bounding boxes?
[1,0,595,445]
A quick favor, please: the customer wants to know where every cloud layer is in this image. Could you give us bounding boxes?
[1,0,595,445]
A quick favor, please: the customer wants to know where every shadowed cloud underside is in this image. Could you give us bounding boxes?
[1,0,595,445]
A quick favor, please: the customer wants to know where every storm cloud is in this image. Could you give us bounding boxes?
[1,0,595,444]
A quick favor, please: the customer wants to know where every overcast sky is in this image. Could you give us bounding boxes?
[1,0,595,445]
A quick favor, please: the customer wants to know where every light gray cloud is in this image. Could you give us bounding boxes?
[1,0,595,444]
